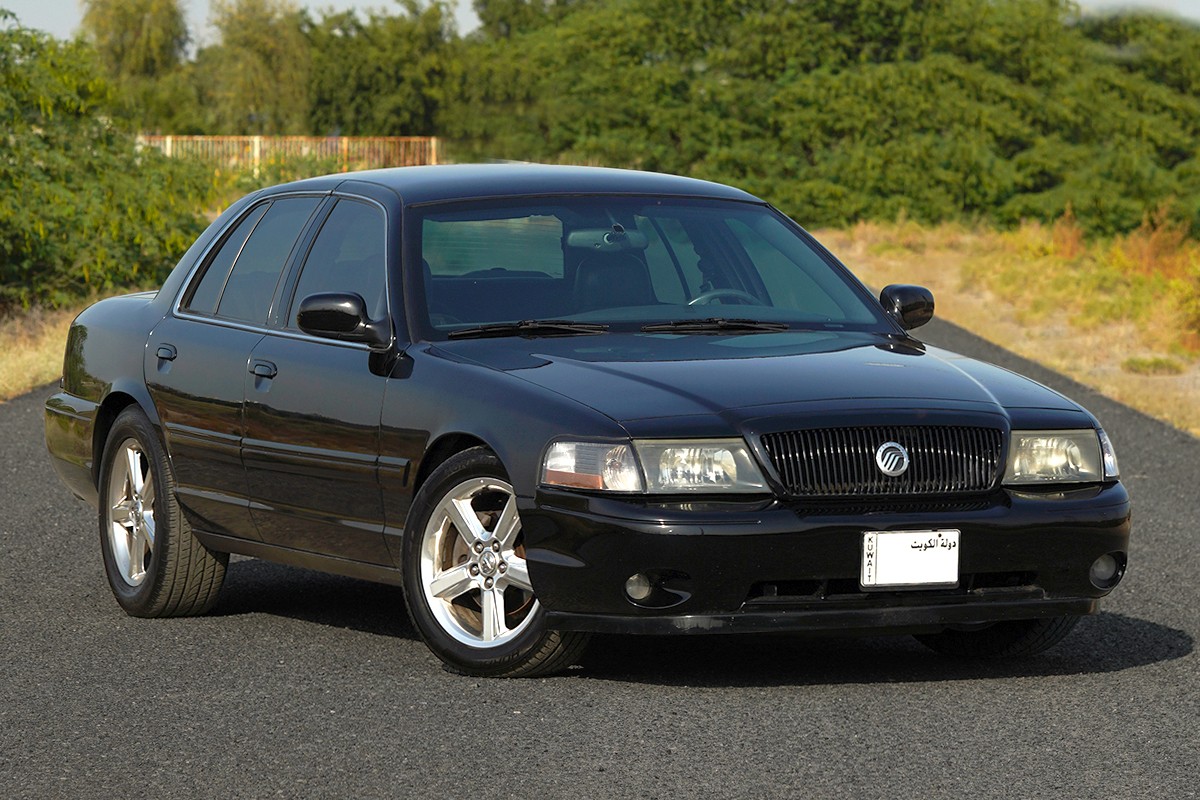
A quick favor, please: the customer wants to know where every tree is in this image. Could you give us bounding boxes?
[0,11,209,310]
[78,0,193,131]
[200,0,311,134]
[306,1,455,136]
[441,0,1200,234]
[472,0,593,39]
[80,0,188,78]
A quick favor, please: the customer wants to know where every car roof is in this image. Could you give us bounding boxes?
[263,163,763,206]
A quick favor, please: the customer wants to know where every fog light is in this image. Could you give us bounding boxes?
[625,573,653,601]
[1089,553,1124,589]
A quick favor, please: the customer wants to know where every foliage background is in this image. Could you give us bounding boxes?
[0,10,210,310]
[2,0,1200,319]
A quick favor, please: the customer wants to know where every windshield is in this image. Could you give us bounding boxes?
[412,196,891,339]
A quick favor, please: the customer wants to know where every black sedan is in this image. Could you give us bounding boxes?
[44,165,1130,677]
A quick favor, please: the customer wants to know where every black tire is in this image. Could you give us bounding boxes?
[97,406,228,617]
[915,616,1080,658]
[402,447,589,677]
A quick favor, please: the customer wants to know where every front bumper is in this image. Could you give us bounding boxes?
[520,483,1131,635]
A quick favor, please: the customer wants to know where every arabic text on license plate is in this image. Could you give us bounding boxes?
[860,529,960,589]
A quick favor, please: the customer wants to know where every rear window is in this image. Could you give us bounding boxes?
[423,215,564,278]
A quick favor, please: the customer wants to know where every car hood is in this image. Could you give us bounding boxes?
[431,330,1082,425]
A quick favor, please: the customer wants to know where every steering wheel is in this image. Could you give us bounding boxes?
[687,289,764,306]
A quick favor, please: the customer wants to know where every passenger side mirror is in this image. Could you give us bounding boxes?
[879,284,935,330]
[296,292,390,348]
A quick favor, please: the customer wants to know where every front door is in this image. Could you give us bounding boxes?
[241,197,392,564]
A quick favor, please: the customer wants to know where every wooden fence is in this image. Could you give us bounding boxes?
[136,135,440,174]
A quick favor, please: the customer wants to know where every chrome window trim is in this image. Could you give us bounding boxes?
[169,189,394,353]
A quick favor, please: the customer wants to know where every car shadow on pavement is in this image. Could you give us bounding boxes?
[211,557,418,640]
[208,557,1190,685]
[573,612,1194,687]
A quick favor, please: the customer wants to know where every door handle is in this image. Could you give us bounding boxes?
[156,344,177,361]
[250,360,278,379]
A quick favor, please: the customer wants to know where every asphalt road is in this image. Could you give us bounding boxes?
[1,318,1197,799]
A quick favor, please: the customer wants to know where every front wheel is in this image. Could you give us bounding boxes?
[402,447,589,677]
[915,616,1080,658]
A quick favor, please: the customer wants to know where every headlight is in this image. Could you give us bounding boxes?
[541,438,768,494]
[542,442,643,491]
[1003,429,1107,485]
[635,439,767,493]
[1098,428,1119,479]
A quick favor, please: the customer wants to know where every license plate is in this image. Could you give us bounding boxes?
[860,530,960,589]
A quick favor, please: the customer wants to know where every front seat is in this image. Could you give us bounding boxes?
[573,252,657,311]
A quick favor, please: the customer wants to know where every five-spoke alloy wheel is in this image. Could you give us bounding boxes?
[403,447,589,677]
[419,476,538,647]
[105,437,156,586]
[98,407,227,617]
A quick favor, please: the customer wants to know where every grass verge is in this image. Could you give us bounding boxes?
[0,305,83,401]
[819,218,1200,438]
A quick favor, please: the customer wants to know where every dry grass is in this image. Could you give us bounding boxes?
[819,219,1200,438]
[0,305,82,401]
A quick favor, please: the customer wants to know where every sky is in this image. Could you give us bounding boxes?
[2,0,1199,44]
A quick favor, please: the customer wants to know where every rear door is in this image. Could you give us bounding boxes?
[242,197,393,564]
[146,195,324,538]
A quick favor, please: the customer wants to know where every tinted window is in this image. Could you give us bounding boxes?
[216,197,321,324]
[726,218,853,320]
[184,204,268,315]
[417,197,888,336]
[289,200,388,325]
[424,215,563,278]
[639,215,698,304]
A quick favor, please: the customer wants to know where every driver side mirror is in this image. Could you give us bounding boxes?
[296,292,391,348]
[879,284,935,330]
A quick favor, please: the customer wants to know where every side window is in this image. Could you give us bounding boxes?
[183,203,269,315]
[215,197,322,324]
[289,199,387,325]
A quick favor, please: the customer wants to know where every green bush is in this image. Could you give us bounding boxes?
[0,11,210,311]
[440,0,1200,237]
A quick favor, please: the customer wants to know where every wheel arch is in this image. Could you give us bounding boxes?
[92,382,164,488]
[412,432,494,496]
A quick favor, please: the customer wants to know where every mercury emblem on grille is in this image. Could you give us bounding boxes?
[875,441,910,477]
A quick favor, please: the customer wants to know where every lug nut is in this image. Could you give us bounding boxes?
[498,562,507,573]
[484,577,494,589]
[474,542,484,553]
[491,540,500,552]
[469,564,480,576]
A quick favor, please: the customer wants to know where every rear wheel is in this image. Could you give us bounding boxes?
[98,407,227,617]
[402,447,589,677]
[915,616,1080,658]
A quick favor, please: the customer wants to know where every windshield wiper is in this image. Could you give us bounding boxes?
[447,319,610,339]
[641,317,791,334]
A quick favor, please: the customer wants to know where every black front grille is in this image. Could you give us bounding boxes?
[759,426,1003,497]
